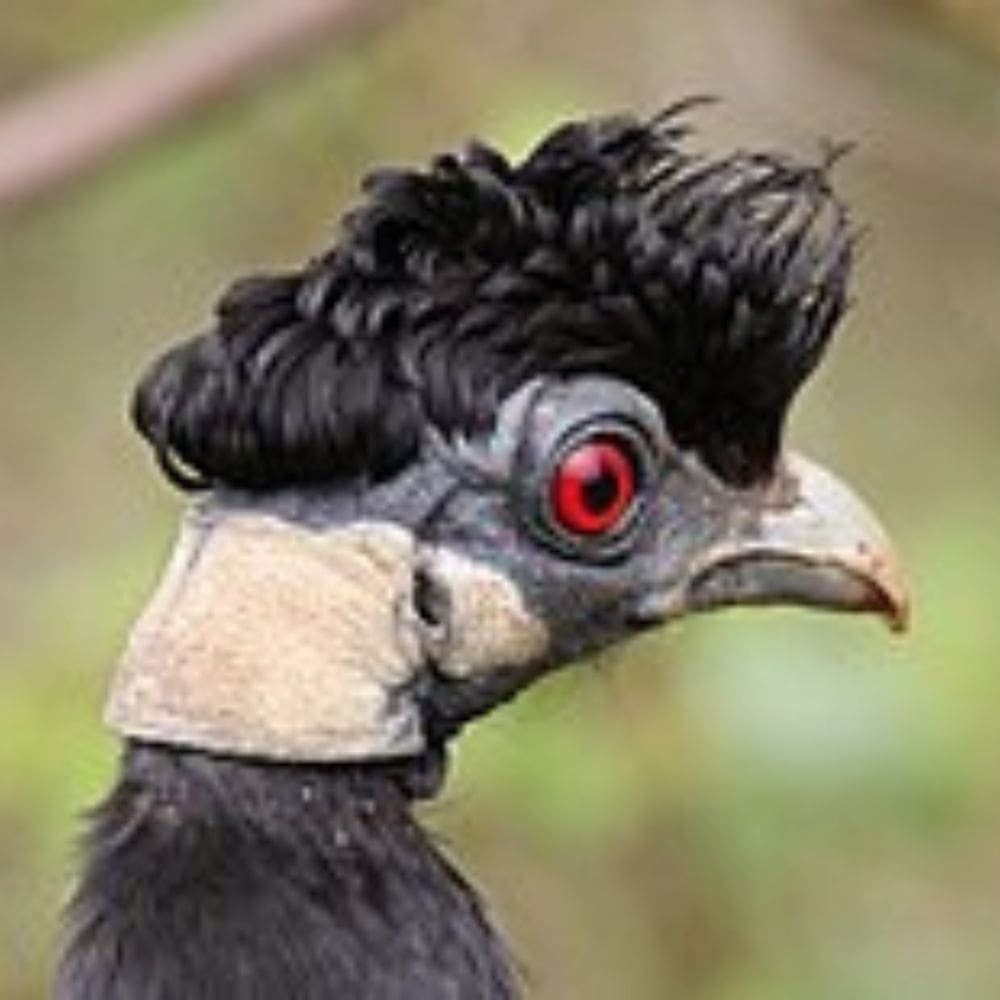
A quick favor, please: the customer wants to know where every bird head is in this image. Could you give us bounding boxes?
[106,106,907,772]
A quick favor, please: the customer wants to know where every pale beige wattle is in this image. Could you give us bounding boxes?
[428,547,549,679]
[105,512,426,761]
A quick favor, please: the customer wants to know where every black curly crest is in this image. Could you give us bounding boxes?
[134,103,854,490]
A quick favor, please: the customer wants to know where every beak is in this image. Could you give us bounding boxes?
[641,453,909,632]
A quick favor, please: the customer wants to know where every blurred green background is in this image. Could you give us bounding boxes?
[1,1,998,997]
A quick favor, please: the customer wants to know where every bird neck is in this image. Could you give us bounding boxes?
[58,743,519,1000]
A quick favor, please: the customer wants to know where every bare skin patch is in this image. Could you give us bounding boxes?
[423,548,549,679]
[106,512,426,762]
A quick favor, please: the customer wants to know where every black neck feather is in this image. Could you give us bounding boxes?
[57,744,518,1000]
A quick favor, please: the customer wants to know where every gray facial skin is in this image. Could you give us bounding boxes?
[200,374,906,748]
[410,377,731,664]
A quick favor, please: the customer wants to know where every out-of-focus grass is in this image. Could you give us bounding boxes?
[449,514,1000,999]
[2,1,1000,997]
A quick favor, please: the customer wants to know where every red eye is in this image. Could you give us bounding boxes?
[550,437,638,536]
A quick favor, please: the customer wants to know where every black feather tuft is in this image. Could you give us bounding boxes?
[134,104,854,489]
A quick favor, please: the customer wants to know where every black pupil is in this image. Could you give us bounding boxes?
[582,462,620,513]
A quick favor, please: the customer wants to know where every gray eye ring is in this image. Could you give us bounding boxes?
[483,375,673,563]
[519,415,664,563]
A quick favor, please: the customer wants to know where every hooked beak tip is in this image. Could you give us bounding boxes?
[853,541,910,633]
[634,453,910,635]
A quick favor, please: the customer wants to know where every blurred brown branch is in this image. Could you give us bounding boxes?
[0,0,391,216]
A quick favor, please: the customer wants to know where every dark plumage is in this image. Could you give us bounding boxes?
[60,748,513,999]
[135,104,850,492]
[59,105,904,1000]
